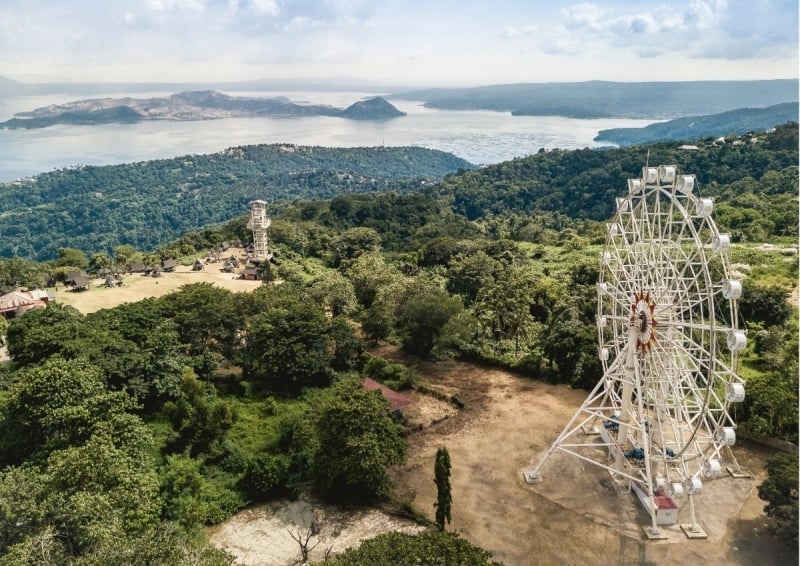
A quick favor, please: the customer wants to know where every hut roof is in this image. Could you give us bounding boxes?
[0,290,47,314]
[70,274,91,288]
[65,269,88,283]
[361,378,412,413]
[162,259,177,269]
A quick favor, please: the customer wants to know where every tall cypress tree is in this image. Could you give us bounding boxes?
[434,447,452,531]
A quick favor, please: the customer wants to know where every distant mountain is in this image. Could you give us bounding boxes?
[0,90,406,129]
[0,76,30,97]
[339,97,406,120]
[594,103,799,145]
[393,80,799,119]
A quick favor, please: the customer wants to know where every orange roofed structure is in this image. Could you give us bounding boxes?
[361,378,411,415]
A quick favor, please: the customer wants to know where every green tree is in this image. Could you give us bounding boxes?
[316,531,501,566]
[313,380,406,503]
[396,287,463,357]
[446,251,502,304]
[306,270,358,316]
[0,356,135,466]
[0,257,50,293]
[5,303,84,366]
[739,284,792,327]
[474,265,539,356]
[241,298,333,392]
[329,317,365,371]
[54,247,89,269]
[758,452,799,548]
[434,447,453,531]
[330,227,381,267]
[163,283,240,357]
[343,252,407,308]
[89,251,113,272]
[114,244,139,267]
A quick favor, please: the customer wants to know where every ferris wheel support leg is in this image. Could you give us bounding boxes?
[680,494,708,539]
[636,360,661,537]
[615,329,638,478]
[524,374,610,483]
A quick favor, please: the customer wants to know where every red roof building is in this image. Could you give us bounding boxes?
[361,378,412,414]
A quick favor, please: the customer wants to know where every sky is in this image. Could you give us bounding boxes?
[0,0,797,86]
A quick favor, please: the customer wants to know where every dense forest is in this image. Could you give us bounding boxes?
[0,145,473,260]
[0,123,796,563]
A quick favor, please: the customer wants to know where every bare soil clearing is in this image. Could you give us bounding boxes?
[379,345,794,566]
[208,496,423,566]
[54,251,261,314]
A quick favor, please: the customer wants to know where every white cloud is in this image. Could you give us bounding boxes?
[502,24,537,39]
[147,0,207,14]
[549,0,796,64]
[562,3,603,31]
[248,0,279,16]
[0,0,795,85]
[285,16,312,32]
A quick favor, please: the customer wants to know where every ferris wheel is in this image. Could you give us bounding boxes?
[526,164,748,539]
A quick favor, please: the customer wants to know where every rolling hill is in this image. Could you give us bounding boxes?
[594,103,799,145]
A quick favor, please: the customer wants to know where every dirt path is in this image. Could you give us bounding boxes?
[380,345,795,566]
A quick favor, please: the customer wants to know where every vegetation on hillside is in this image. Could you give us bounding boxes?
[0,123,796,561]
[594,102,798,145]
[0,145,473,260]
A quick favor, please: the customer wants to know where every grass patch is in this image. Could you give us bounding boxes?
[225,397,284,459]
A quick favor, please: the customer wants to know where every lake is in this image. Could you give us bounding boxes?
[0,91,655,183]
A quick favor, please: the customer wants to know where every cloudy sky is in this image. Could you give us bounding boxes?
[0,0,796,86]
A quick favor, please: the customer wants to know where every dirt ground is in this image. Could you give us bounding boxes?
[54,249,262,313]
[208,496,424,566]
[380,345,796,566]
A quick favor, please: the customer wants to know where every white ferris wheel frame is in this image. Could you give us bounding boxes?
[527,164,748,538]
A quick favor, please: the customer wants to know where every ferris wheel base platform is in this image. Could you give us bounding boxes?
[680,524,709,539]
[522,470,543,484]
[726,466,753,479]
[642,526,669,540]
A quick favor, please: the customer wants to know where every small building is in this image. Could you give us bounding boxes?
[0,290,48,318]
[162,259,177,272]
[192,259,205,271]
[69,274,91,291]
[129,262,147,274]
[65,270,89,286]
[361,378,412,416]
[239,266,260,280]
